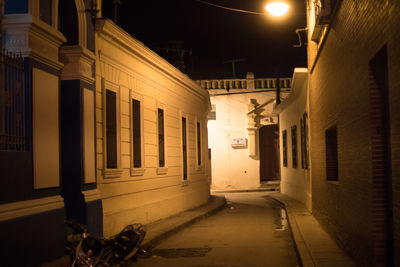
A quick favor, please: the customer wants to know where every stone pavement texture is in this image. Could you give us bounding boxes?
[141,191,357,267]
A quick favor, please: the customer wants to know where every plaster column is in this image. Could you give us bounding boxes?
[247,100,257,156]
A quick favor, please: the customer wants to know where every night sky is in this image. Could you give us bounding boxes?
[102,0,307,80]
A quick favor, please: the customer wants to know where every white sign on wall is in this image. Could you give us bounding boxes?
[231,138,248,148]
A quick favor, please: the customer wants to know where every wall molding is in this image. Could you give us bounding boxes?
[2,14,66,70]
[0,195,64,222]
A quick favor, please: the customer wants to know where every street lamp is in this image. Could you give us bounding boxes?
[265,2,290,17]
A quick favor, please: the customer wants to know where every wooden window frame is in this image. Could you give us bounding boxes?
[181,115,188,181]
[129,91,145,176]
[196,119,203,168]
[102,80,122,178]
[156,103,168,175]
[282,130,288,167]
[291,125,298,168]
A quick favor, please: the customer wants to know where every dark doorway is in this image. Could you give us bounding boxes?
[259,124,280,181]
[369,46,393,266]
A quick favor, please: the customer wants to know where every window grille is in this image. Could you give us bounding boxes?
[282,130,287,167]
[132,99,141,168]
[0,51,26,151]
[106,90,117,168]
[291,125,297,168]
[158,108,165,167]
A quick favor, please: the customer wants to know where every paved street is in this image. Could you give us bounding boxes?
[132,192,300,267]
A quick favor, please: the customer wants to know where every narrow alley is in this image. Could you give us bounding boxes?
[132,192,299,267]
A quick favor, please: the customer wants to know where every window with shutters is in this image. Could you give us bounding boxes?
[182,117,188,180]
[291,125,297,168]
[158,108,165,168]
[132,99,141,168]
[282,130,288,167]
[196,121,202,166]
[106,90,117,169]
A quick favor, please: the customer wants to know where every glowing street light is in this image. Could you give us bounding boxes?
[265,2,290,17]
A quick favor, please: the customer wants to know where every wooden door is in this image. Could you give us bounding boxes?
[259,124,280,181]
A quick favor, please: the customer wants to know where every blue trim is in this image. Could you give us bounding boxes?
[5,0,28,14]
[0,58,63,204]
[0,207,66,266]
[86,199,103,236]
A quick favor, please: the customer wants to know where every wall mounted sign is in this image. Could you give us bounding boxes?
[231,138,248,148]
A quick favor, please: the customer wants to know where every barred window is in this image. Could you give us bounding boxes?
[291,125,297,168]
[182,117,187,180]
[132,99,141,168]
[106,90,117,168]
[158,108,165,167]
[282,130,287,167]
[0,52,26,151]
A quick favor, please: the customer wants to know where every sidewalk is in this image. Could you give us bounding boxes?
[269,192,356,267]
[142,195,226,249]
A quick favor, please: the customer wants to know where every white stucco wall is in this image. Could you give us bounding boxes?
[275,68,311,211]
[208,91,279,190]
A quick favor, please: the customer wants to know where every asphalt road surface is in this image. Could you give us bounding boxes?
[131,191,300,267]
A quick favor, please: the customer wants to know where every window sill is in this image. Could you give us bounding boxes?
[157,167,168,175]
[103,168,123,179]
[196,165,204,172]
[328,180,339,185]
[130,168,145,177]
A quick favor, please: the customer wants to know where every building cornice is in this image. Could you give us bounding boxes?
[2,14,66,70]
[95,19,208,100]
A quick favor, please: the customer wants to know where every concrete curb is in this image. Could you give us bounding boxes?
[142,195,226,250]
[268,194,314,267]
[211,187,278,194]
[269,192,356,267]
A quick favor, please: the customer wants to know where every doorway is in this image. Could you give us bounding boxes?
[259,124,280,181]
[369,46,393,265]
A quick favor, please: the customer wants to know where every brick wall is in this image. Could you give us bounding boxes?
[307,0,400,265]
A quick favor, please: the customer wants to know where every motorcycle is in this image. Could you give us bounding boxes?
[65,220,146,266]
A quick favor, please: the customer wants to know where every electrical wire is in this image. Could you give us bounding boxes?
[194,0,266,15]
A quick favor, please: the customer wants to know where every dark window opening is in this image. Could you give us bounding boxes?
[106,90,117,168]
[158,108,165,167]
[291,125,297,168]
[58,0,79,45]
[325,125,338,181]
[132,99,141,168]
[40,0,52,25]
[182,117,188,180]
[197,122,201,166]
[282,130,287,167]
[300,112,309,169]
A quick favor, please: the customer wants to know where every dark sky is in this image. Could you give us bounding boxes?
[102,0,307,80]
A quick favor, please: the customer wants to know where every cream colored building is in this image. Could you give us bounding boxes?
[95,19,211,237]
[198,73,291,190]
[273,68,311,211]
